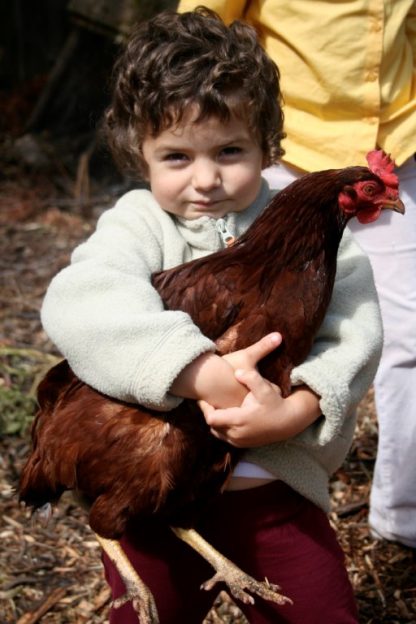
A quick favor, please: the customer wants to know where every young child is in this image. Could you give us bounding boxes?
[41,9,382,623]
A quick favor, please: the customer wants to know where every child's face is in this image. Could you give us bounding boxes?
[141,109,265,220]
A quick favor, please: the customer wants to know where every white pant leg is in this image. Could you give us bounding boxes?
[349,156,416,547]
[264,158,416,547]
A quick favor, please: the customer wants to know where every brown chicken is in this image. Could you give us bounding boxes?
[19,150,404,623]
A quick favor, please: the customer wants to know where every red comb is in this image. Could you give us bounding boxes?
[366,150,398,188]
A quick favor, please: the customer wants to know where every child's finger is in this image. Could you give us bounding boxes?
[243,333,282,366]
[199,400,237,429]
[198,400,224,426]
[208,426,229,443]
[198,399,211,414]
[234,368,278,400]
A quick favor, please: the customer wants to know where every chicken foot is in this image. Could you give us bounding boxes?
[95,534,159,624]
[96,526,291,622]
[171,527,292,607]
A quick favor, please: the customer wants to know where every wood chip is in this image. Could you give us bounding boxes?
[16,587,67,624]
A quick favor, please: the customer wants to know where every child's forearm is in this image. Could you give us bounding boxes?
[170,352,247,407]
[170,334,283,409]
[274,385,321,440]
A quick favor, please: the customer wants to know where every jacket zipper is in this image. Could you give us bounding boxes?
[216,218,235,247]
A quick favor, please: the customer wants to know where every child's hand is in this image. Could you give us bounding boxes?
[199,368,285,447]
[199,370,321,448]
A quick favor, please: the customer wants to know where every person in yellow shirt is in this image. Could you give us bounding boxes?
[177,0,416,549]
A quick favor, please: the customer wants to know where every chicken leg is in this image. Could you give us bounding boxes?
[95,534,159,624]
[171,527,292,606]
[97,527,291,624]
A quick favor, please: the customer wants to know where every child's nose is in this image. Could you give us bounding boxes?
[192,160,221,191]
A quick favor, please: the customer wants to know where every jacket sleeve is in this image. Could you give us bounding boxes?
[41,191,215,409]
[177,0,246,23]
[289,228,383,446]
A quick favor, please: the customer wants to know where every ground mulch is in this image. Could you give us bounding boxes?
[1,142,415,624]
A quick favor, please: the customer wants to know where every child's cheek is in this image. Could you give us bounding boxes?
[151,170,183,210]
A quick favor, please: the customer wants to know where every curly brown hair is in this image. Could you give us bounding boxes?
[104,7,285,178]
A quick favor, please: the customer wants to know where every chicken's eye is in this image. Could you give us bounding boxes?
[363,184,376,195]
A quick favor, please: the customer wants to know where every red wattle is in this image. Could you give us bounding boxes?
[356,207,381,224]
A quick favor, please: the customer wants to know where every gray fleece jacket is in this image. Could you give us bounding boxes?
[41,180,383,511]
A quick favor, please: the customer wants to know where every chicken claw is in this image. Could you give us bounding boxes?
[171,527,292,607]
[96,534,159,624]
[112,588,159,624]
[201,572,289,606]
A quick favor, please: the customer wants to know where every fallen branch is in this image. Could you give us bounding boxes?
[334,499,368,518]
[16,586,67,624]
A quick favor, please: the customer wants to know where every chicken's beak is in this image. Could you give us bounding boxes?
[382,197,405,214]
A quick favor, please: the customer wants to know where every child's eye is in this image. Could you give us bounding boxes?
[221,146,242,157]
[164,153,188,162]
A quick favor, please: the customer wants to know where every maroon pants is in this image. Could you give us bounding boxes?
[103,481,358,623]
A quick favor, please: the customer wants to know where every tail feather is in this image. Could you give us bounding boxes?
[19,454,64,510]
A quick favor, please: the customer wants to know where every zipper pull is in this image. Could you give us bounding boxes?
[216,218,235,247]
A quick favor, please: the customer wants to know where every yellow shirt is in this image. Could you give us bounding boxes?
[177,0,416,170]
